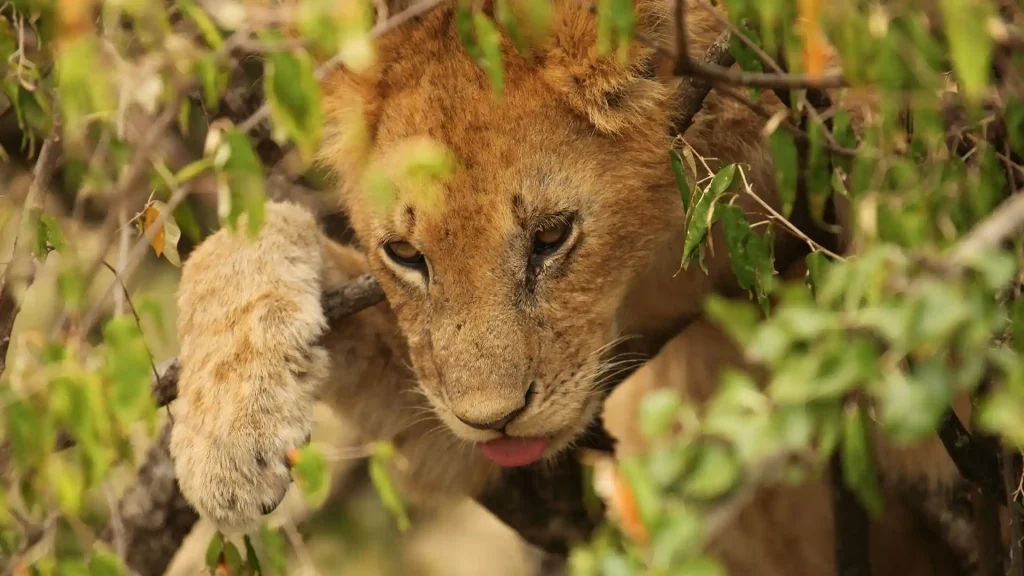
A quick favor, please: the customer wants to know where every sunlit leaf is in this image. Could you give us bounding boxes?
[219,130,266,237]
[290,444,329,507]
[680,442,740,501]
[264,45,324,162]
[638,389,683,440]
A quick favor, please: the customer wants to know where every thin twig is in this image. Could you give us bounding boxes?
[76,185,193,340]
[735,161,847,260]
[98,259,164,391]
[714,83,859,158]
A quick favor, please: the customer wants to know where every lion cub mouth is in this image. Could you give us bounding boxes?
[478,436,551,467]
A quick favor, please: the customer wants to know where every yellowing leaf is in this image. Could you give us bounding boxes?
[140,201,183,266]
[142,206,165,257]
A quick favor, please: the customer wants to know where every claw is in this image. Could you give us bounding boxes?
[261,500,281,516]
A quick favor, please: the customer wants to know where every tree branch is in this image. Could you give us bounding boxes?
[673,31,735,136]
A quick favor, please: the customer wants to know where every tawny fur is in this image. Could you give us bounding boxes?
[170,0,972,572]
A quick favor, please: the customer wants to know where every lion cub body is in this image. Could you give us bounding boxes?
[170,0,968,573]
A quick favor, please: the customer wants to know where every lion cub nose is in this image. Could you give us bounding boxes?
[456,383,535,431]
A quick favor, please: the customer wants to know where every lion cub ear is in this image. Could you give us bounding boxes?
[536,0,678,134]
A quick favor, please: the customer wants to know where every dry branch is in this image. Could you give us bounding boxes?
[673,30,735,136]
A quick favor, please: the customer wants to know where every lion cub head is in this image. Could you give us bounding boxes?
[320,0,687,466]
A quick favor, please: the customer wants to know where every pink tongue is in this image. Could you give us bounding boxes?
[478,437,550,467]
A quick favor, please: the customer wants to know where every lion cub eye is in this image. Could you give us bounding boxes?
[383,241,426,269]
[532,220,572,257]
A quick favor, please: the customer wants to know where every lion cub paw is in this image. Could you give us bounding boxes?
[169,202,330,532]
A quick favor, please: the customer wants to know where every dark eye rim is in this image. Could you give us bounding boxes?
[383,241,428,270]
[532,215,575,257]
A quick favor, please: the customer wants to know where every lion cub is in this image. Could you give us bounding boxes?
[170,0,969,572]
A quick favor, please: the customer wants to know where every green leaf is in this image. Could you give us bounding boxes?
[173,199,204,243]
[495,0,527,53]
[965,249,1018,293]
[729,32,764,73]
[938,0,994,100]
[840,405,884,518]
[88,547,123,576]
[456,0,483,60]
[264,46,324,161]
[368,442,411,531]
[1006,102,1024,157]
[194,54,227,112]
[5,399,53,470]
[709,164,738,196]
[37,213,67,255]
[638,388,683,439]
[806,121,832,222]
[720,204,776,311]
[650,507,703,569]
[1012,297,1024,355]
[681,442,740,501]
[0,20,16,65]
[681,188,718,269]
[670,149,693,210]
[56,560,90,576]
[243,535,262,576]
[205,533,224,573]
[48,458,85,516]
[978,387,1024,446]
[609,0,636,62]
[291,444,329,507]
[56,37,112,140]
[223,542,244,576]
[220,130,266,238]
[704,294,760,347]
[473,13,505,98]
[678,557,726,576]
[595,0,614,55]
[647,442,693,489]
[805,251,830,295]
[768,129,798,217]
[973,147,1007,224]
[259,526,287,576]
[102,316,155,427]
[878,361,952,443]
[180,0,224,49]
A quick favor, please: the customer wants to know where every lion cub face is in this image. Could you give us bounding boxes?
[321,0,679,465]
